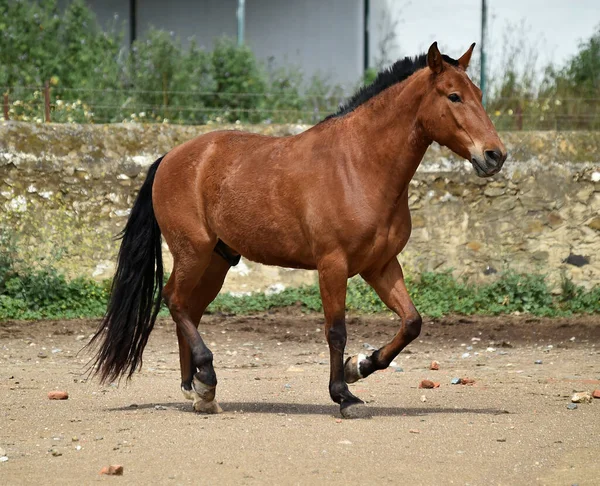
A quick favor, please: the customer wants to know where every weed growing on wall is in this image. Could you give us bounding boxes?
[0,231,109,320]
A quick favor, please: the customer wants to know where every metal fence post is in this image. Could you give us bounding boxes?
[44,81,51,123]
[3,93,8,121]
[516,103,523,131]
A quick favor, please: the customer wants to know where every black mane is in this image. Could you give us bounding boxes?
[326,53,459,120]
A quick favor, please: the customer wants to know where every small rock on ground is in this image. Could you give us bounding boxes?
[100,465,124,476]
[451,377,476,385]
[48,391,69,400]
[419,380,440,389]
[571,392,592,404]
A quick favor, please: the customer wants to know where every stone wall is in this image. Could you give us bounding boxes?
[1,121,599,292]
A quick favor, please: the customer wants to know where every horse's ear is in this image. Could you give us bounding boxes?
[427,42,443,74]
[458,43,476,69]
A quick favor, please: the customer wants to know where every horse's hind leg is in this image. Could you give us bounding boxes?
[163,236,223,413]
[177,253,230,408]
[345,258,421,383]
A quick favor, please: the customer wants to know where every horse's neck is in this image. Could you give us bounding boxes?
[344,73,431,198]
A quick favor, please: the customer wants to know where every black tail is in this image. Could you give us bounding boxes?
[89,156,165,383]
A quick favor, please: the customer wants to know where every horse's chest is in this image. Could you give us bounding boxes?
[372,229,410,261]
[347,220,411,274]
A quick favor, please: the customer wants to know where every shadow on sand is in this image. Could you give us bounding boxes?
[108,401,509,417]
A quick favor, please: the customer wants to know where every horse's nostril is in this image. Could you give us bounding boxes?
[485,149,503,165]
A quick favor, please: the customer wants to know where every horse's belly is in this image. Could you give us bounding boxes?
[213,215,316,270]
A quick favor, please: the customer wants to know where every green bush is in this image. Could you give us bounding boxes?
[211,285,323,314]
[1,249,598,321]
[209,37,266,122]
[3,2,600,128]
[0,231,108,320]
[264,63,306,123]
[347,271,563,318]
[0,0,123,88]
[0,269,108,320]
[0,0,348,124]
[0,231,19,295]
[124,29,214,124]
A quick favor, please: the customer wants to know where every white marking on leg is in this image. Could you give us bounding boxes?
[356,353,367,379]
[181,386,195,401]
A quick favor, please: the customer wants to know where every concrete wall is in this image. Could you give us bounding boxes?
[137,0,238,48]
[1,122,599,294]
[245,0,363,85]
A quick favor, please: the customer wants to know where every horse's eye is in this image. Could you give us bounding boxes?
[448,93,461,103]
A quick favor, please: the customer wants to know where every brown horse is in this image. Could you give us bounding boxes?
[90,42,506,418]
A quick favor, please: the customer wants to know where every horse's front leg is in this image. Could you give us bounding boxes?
[318,256,370,419]
[345,257,422,383]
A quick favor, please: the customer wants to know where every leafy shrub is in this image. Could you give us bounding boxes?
[264,63,306,123]
[210,285,322,314]
[123,30,214,124]
[1,1,348,124]
[0,231,19,295]
[209,37,267,122]
[0,230,108,320]
[0,227,598,322]
[0,268,108,320]
[1,264,598,321]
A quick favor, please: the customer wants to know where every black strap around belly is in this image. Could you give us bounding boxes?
[213,239,241,266]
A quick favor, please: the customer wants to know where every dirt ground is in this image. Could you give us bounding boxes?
[1,311,599,486]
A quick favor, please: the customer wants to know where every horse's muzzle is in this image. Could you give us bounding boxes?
[471,148,507,177]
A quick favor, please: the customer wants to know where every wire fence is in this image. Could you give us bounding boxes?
[2,84,600,130]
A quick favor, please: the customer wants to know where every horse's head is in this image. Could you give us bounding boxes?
[419,42,507,177]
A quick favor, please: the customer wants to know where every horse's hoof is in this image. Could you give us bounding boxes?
[344,354,367,384]
[340,401,371,419]
[192,376,216,402]
[193,398,223,414]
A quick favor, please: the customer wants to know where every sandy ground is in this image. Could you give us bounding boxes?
[1,312,600,486]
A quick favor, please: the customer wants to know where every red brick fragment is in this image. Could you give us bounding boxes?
[592,390,600,399]
[99,465,124,476]
[48,390,69,400]
[460,378,476,386]
[419,380,440,389]
[430,361,440,371]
